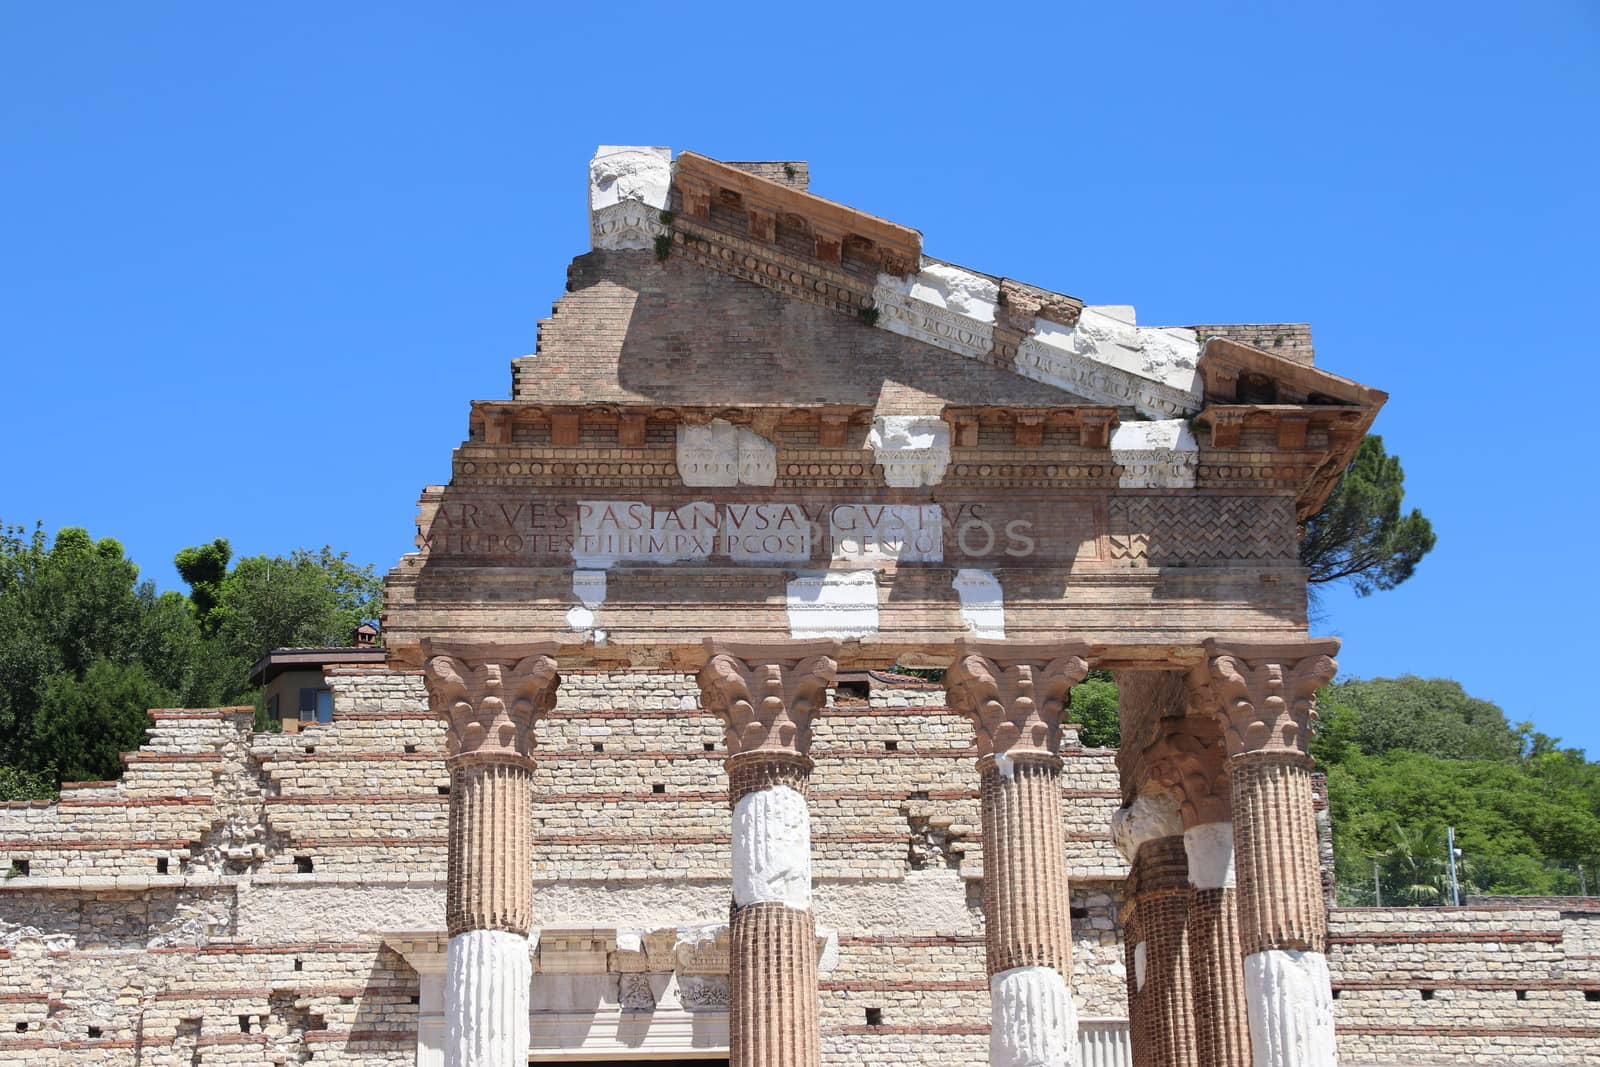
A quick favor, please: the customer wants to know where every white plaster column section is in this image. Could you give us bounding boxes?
[786,570,879,639]
[1110,790,1184,868]
[676,420,778,487]
[953,569,1006,638]
[731,784,812,911]
[990,966,1077,1067]
[1016,305,1203,418]
[872,261,999,362]
[866,415,952,487]
[1184,820,1236,891]
[1243,951,1337,1067]
[1110,420,1199,490]
[445,929,532,1067]
[589,145,672,251]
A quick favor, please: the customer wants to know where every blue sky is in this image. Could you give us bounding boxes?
[3,4,1596,749]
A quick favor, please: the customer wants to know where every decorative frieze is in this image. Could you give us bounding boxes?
[866,415,952,487]
[1016,307,1203,419]
[872,263,998,363]
[676,419,778,487]
[1110,420,1199,490]
[589,145,672,251]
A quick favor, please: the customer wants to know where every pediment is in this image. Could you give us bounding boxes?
[569,148,1378,428]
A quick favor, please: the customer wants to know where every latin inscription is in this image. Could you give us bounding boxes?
[423,494,1099,567]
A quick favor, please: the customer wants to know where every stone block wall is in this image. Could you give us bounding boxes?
[4,666,1599,1063]
[0,666,1130,1063]
[1328,906,1600,1064]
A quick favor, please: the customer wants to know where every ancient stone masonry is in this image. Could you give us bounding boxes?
[16,145,1593,1067]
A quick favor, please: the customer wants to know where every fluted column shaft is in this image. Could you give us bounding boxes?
[946,639,1089,1067]
[448,762,532,935]
[1121,835,1197,1067]
[981,756,1074,976]
[1202,639,1340,1067]
[699,639,837,1067]
[1184,821,1252,1067]
[423,641,560,1067]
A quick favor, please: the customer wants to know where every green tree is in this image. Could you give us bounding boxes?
[1301,435,1436,597]
[1,524,385,798]
[1312,676,1521,766]
[173,538,231,634]
[0,523,206,764]
[31,659,171,785]
[206,545,383,664]
[1071,669,1120,748]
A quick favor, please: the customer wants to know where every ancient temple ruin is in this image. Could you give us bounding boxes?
[3,147,1597,1067]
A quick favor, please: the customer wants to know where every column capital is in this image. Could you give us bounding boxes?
[943,639,1090,764]
[1199,638,1339,758]
[697,638,839,759]
[1141,712,1232,828]
[420,640,561,765]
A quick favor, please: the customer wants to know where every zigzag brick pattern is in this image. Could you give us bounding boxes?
[1107,497,1297,563]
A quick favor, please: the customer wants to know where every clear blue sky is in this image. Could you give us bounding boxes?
[3,4,1596,749]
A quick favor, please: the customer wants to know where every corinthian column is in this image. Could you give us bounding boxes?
[944,638,1089,1067]
[1199,638,1340,1067]
[421,640,560,1067]
[1154,697,1252,1067]
[1112,671,1198,1067]
[698,638,838,1067]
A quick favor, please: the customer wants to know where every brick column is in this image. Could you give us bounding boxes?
[944,639,1089,1067]
[698,638,838,1067]
[421,640,560,1067]
[1165,689,1253,1067]
[1200,638,1340,1067]
[1112,671,1198,1067]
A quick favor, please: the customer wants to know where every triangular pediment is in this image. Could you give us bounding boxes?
[516,249,1104,411]
[573,147,1343,423]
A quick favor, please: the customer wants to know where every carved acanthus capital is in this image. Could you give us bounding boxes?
[943,639,1091,763]
[698,639,839,759]
[420,640,561,764]
[1140,713,1232,828]
[1201,638,1340,758]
